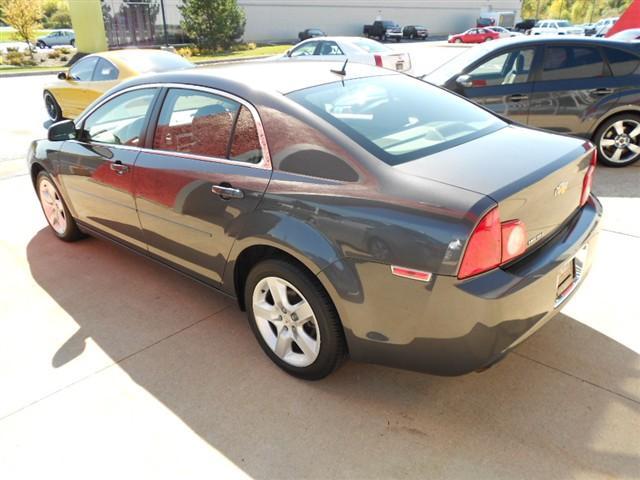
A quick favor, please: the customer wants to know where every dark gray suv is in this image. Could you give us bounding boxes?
[29,61,601,379]
[425,37,640,167]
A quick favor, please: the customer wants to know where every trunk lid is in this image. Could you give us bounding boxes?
[395,125,593,249]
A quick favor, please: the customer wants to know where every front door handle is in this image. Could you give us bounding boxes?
[212,184,244,200]
[110,161,129,175]
[590,88,613,97]
[508,94,528,102]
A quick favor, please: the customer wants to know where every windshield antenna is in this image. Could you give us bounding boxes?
[331,59,348,76]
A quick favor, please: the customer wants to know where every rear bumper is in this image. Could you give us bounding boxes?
[319,196,602,376]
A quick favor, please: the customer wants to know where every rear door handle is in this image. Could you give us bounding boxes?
[110,161,129,175]
[211,184,244,199]
[590,88,613,96]
[508,94,528,102]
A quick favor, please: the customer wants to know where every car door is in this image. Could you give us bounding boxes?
[452,46,538,125]
[56,56,99,118]
[133,87,271,285]
[58,87,160,249]
[463,29,478,42]
[528,44,617,135]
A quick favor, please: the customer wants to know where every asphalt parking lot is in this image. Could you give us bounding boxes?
[0,43,639,479]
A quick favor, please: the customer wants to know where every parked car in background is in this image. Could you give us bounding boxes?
[279,37,411,73]
[609,28,640,42]
[530,20,583,36]
[37,29,75,48]
[448,28,500,44]
[593,17,619,37]
[298,28,326,42]
[30,61,601,379]
[424,36,640,166]
[576,23,596,35]
[478,11,517,29]
[488,26,523,38]
[43,49,194,121]
[402,25,429,40]
[514,19,537,33]
[363,20,402,42]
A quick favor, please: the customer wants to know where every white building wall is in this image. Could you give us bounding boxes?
[238,0,522,42]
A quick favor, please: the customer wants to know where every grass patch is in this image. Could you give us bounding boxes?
[191,44,291,63]
[0,65,66,75]
[0,29,53,43]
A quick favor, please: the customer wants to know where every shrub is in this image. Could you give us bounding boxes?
[180,0,246,51]
[47,49,61,59]
[60,55,68,62]
[5,50,25,65]
[59,47,71,55]
[177,47,193,58]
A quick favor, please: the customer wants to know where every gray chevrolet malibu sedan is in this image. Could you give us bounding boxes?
[29,61,602,379]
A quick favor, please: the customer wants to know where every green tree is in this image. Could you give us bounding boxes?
[0,0,43,52]
[180,0,246,51]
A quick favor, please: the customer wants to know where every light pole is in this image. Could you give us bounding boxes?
[159,0,169,46]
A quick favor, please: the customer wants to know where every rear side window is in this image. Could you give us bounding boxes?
[289,75,504,165]
[229,106,263,164]
[153,89,239,159]
[93,58,119,81]
[542,46,605,81]
[603,48,640,76]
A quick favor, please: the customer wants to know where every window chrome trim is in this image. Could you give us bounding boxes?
[75,82,272,170]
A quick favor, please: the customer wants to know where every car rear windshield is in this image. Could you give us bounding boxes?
[351,39,391,53]
[288,75,505,165]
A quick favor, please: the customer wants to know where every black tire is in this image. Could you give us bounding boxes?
[396,37,401,42]
[594,113,640,167]
[44,91,63,122]
[36,171,83,242]
[245,259,346,380]
[455,38,463,43]
[37,40,46,49]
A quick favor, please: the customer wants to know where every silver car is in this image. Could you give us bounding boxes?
[37,29,75,48]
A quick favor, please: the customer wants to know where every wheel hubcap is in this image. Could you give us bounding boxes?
[600,119,640,164]
[45,96,56,119]
[39,179,67,235]
[252,276,320,367]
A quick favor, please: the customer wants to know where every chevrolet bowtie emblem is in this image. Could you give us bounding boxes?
[554,181,569,197]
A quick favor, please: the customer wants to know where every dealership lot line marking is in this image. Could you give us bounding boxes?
[0,305,233,423]
[513,351,640,406]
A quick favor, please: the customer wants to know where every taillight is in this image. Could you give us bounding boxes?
[458,207,528,279]
[501,220,527,263]
[580,149,597,207]
[374,54,383,67]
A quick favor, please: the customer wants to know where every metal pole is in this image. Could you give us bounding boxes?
[535,0,541,19]
[160,0,169,46]
[589,0,597,23]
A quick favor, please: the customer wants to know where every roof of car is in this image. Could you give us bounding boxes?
[472,35,639,49]
[122,60,395,96]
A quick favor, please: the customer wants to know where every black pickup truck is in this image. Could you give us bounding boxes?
[363,20,403,42]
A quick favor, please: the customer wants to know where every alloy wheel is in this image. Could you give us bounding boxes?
[599,119,640,165]
[45,94,58,121]
[252,276,321,367]
[39,178,67,235]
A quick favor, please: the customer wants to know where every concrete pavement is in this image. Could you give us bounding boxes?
[0,42,639,479]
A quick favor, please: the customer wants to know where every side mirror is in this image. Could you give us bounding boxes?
[48,119,77,141]
[455,74,473,88]
[57,71,67,80]
[286,49,292,57]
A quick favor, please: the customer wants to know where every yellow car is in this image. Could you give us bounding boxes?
[43,49,194,121]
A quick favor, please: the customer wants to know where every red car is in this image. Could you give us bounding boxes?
[448,28,500,44]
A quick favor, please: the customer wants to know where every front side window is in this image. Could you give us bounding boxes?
[70,57,99,82]
[289,75,504,165]
[290,41,319,57]
[93,58,119,81]
[82,88,157,146]
[318,41,344,56]
[153,89,240,159]
[467,48,535,86]
[542,46,605,81]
